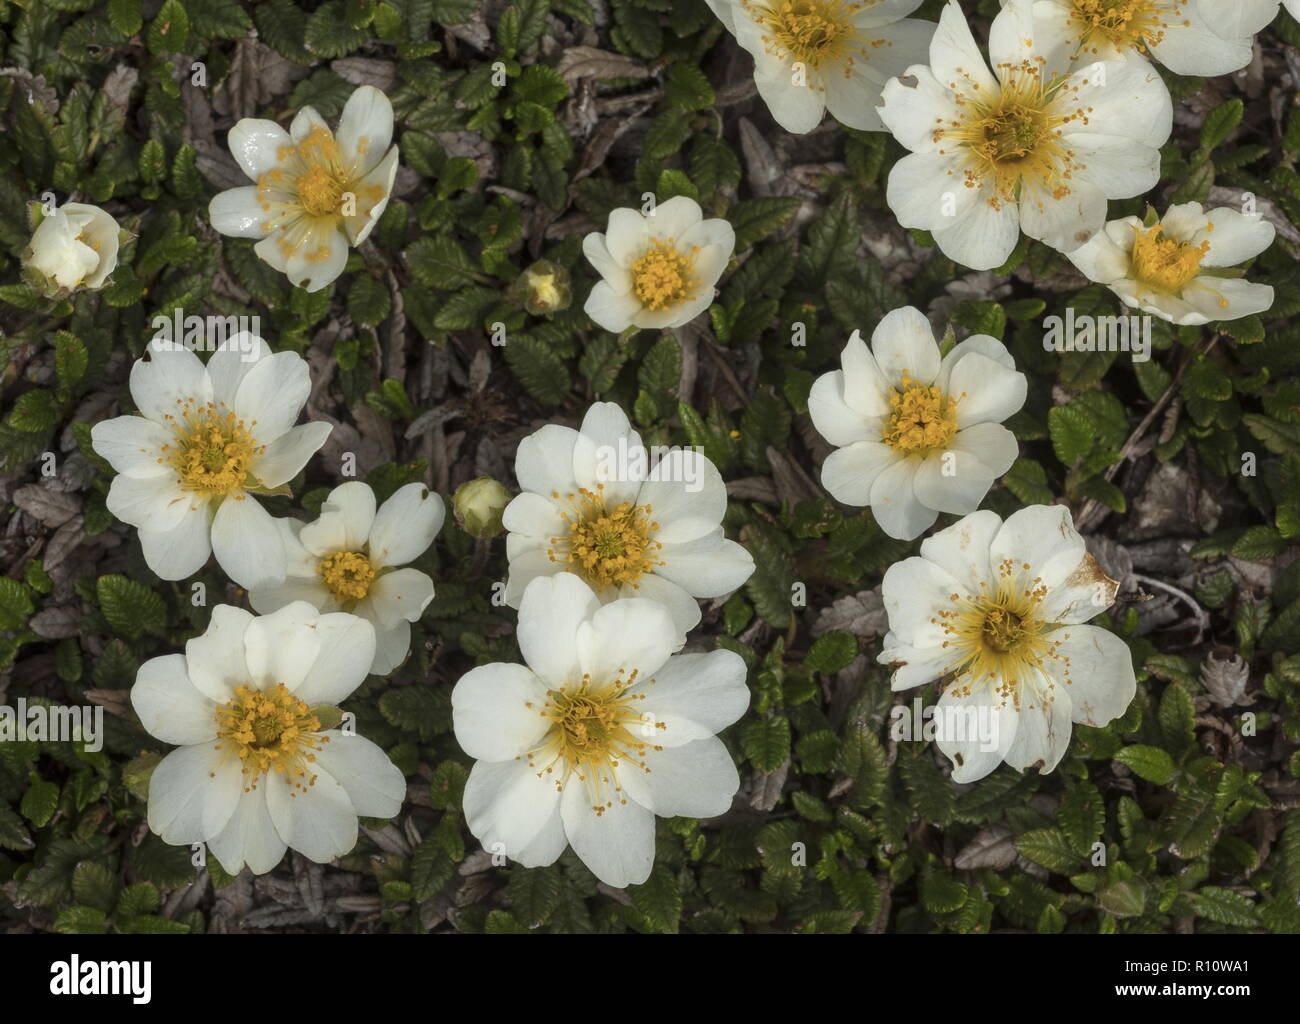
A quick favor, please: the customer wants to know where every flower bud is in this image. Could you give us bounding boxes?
[508,259,571,316]
[452,477,511,539]
[23,201,121,297]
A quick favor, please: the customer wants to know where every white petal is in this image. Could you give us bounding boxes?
[185,604,255,703]
[293,612,376,704]
[620,735,739,817]
[209,186,270,238]
[637,449,726,545]
[207,784,286,875]
[314,731,405,819]
[130,342,210,424]
[515,424,581,497]
[90,415,172,479]
[917,508,1000,598]
[560,778,655,887]
[254,422,332,488]
[879,66,961,153]
[148,743,242,845]
[617,572,701,637]
[821,442,897,506]
[654,532,754,599]
[243,601,322,692]
[809,370,873,447]
[517,573,600,686]
[1199,208,1276,267]
[934,678,1019,783]
[633,649,749,747]
[205,332,272,408]
[452,662,551,761]
[463,757,566,867]
[335,85,394,174]
[264,762,358,864]
[584,281,643,333]
[106,473,193,531]
[132,654,218,745]
[138,502,214,582]
[869,457,938,540]
[882,554,968,647]
[226,118,293,180]
[369,617,412,675]
[1002,668,1074,774]
[369,568,434,627]
[368,482,445,568]
[1052,625,1136,728]
[575,598,678,684]
[211,496,286,591]
[233,350,311,445]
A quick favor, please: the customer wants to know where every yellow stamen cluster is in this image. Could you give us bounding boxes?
[746,0,865,69]
[160,400,262,498]
[547,485,664,591]
[935,61,1090,209]
[935,559,1074,714]
[1129,224,1209,294]
[318,550,376,602]
[214,683,326,793]
[631,238,699,311]
[255,125,387,263]
[1070,0,1179,54]
[881,373,959,454]
[523,670,662,814]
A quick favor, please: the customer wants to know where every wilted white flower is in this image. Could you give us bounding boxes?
[250,481,444,675]
[879,505,1136,782]
[90,333,331,589]
[452,573,749,888]
[583,197,734,333]
[1022,0,1282,77]
[704,0,935,134]
[23,201,120,295]
[208,85,399,292]
[809,306,1026,541]
[1066,202,1275,324]
[503,401,754,634]
[131,603,405,874]
[879,0,1171,270]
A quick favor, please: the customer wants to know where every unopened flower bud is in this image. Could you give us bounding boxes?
[453,477,511,539]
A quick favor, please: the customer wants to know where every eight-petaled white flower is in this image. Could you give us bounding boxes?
[583,197,734,333]
[249,481,445,675]
[452,573,749,888]
[208,85,399,293]
[503,402,754,635]
[131,603,405,875]
[809,306,1026,541]
[90,332,331,589]
[1021,0,1282,77]
[879,505,1135,782]
[879,0,1172,270]
[703,0,935,134]
[1065,202,1276,325]
[22,201,121,296]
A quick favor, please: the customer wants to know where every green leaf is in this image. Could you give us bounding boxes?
[1058,782,1105,858]
[729,196,800,252]
[72,860,120,913]
[406,234,479,289]
[1200,98,1244,150]
[54,907,109,934]
[1114,745,1176,785]
[503,335,570,405]
[741,716,791,773]
[1014,828,1082,874]
[1048,404,1094,466]
[508,865,562,927]
[665,62,714,111]
[630,862,682,933]
[805,631,858,674]
[108,0,143,36]
[20,777,59,828]
[147,0,190,53]
[1191,885,1260,927]
[96,575,167,640]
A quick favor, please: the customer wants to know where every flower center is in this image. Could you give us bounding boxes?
[524,671,662,814]
[746,0,861,68]
[936,65,1085,206]
[213,683,326,792]
[296,164,345,218]
[318,550,376,602]
[631,239,699,311]
[1130,225,1209,293]
[881,374,959,455]
[1071,0,1172,52]
[161,400,263,497]
[547,485,664,591]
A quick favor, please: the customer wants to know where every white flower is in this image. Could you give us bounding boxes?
[879,505,1136,782]
[583,197,734,333]
[1019,0,1282,77]
[452,573,749,888]
[1066,202,1275,325]
[503,401,754,634]
[90,332,331,589]
[249,481,445,675]
[22,202,120,294]
[878,0,1172,270]
[704,0,935,134]
[131,603,406,874]
[809,307,1026,541]
[208,85,399,293]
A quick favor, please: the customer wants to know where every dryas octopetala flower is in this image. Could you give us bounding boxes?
[502,401,754,635]
[90,332,331,589]
[248,481,444,675]
[809,306,1026,542]
[583,197,734,333]
[878,0,1172,271]
[1065,202,1276,325]
[1020,0,1282,77]
[879,505,1136,781]
[131,603,405,874]
[208,85,399,293]
[703,0,935,134]
[452,572,749,888]
[22,201,121,296]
